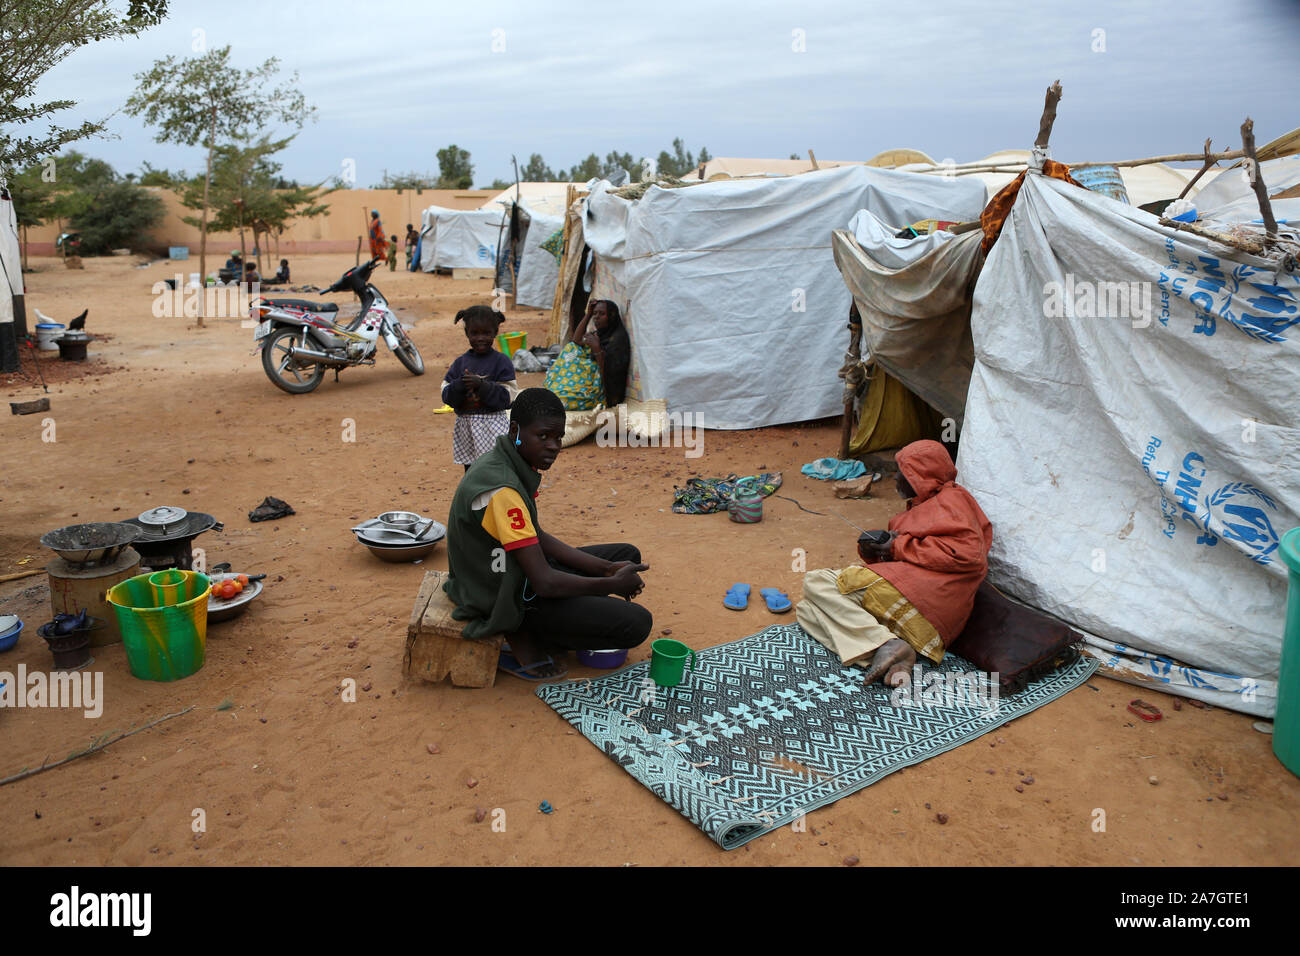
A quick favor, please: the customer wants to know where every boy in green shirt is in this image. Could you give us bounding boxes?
[445,388,652,680]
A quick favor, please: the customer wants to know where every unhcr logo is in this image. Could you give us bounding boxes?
[1043,275,1153,328]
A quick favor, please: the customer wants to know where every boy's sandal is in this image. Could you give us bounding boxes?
[498,649,568,682]
[723,583,751,611]
[433,404,455,414]
[759,588,793,613]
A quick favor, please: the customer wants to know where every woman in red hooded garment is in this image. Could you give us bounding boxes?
[795,439,993,687]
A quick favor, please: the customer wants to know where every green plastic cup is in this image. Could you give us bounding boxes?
[107,569,211,682]
[650,638,696,687]
[1275,527,1300,778]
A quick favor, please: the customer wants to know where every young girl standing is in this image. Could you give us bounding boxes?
[442,306,518,470]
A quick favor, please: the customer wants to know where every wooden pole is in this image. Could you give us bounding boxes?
[1035,80,1063,149]
[1177,139,1217,200]
[197,104,217,329]
[1240,117,1278,244]
[808,149,820,170]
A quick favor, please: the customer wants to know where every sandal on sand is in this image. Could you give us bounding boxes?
[723,583,751,611]
[759,588,792,613]
[498,649,568,682]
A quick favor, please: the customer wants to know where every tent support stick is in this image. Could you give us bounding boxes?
[1240,117,1279,244]
[1177,139,1217,200]
[1035,80,1063,149]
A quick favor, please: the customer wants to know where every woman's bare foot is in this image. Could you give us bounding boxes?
[862,637,917,687]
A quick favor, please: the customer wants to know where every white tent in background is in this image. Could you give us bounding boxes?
[480,184,579,308]
[418,205,506,272]
[580,164,988,429]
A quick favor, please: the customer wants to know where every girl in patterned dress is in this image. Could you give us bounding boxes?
[442,306,518,470]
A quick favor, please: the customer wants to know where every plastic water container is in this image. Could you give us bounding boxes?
[34,323,64,350]
[497,331,527,357]
[1275,527,1300,777]
[107,569,210,682]
[1071,164,1131,205]
[169,246,190,260]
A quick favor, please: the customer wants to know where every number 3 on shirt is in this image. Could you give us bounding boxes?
[506,507,526,531]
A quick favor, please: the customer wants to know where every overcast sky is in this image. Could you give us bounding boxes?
[29,0,1300,187]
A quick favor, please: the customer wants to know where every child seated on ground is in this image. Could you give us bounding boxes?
[442,305,518,470]
[271,259,290,284]
[243,261,261,289]
[444,387,652,681]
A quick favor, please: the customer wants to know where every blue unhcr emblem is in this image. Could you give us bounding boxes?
[1199,482,1280,565]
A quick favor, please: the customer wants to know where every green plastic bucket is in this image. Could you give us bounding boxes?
[1275,527,1300,777]
[107,569,210,682]
[497,331,527,357]
[649,638,696,688]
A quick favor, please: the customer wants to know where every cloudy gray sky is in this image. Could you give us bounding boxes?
[31,0,1300,186]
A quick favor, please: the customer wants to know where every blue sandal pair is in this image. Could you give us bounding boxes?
[723,583,791,613]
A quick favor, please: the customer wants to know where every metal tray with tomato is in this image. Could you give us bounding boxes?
[207,572,265,623]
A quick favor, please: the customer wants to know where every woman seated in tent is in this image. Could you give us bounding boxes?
[579,299,631,407]
[795,440,993,687]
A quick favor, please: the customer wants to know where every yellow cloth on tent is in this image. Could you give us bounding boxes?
[849,367,944,456]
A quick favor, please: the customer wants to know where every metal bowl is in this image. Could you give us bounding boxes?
[206,573,264,623]
[357,535,441,563]
[40,522,142,566]
[378,511,422,531]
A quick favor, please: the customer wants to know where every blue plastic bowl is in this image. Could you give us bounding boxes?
[577,648,628,669]
[0,617,23,652]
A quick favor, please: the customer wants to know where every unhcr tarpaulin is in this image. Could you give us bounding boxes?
[419,206,505,271]
[832,209,984,422]
[582,165,987,429]
[957,172,1299,716]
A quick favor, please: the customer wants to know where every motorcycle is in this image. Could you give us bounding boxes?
[251,258,424,394]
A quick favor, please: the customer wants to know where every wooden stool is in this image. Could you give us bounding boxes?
[403,570,503,688]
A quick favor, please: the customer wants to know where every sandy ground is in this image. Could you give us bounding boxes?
[1,253,1296,866]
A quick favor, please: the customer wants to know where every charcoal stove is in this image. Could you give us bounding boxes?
[120,507,221,571]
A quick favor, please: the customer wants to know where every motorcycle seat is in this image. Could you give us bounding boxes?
[263,298,338,313]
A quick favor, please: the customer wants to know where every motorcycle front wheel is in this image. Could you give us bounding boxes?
[262,328,326,394]
[391,325,425,376]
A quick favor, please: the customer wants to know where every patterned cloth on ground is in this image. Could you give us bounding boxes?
[536,622,1097,849]
[672,472,782,515]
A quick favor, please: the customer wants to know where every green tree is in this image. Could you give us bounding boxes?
[655,138,705,178]
[520,153,555,182]
[69,180,165,255]
[178,136,330,273]
[137,162,185,187]
[373,169,438,190]
[436,144,473,189]
[567,152,602,182]
[486,178,511,190]
[125,45,315,324]
[0,0,167,172]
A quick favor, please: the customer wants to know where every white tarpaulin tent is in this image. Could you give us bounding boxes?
[419,205,506,271]
[957,172,1299,716]
[513,203,565,309]
[581,164,988,429]
[0,192,21,323]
